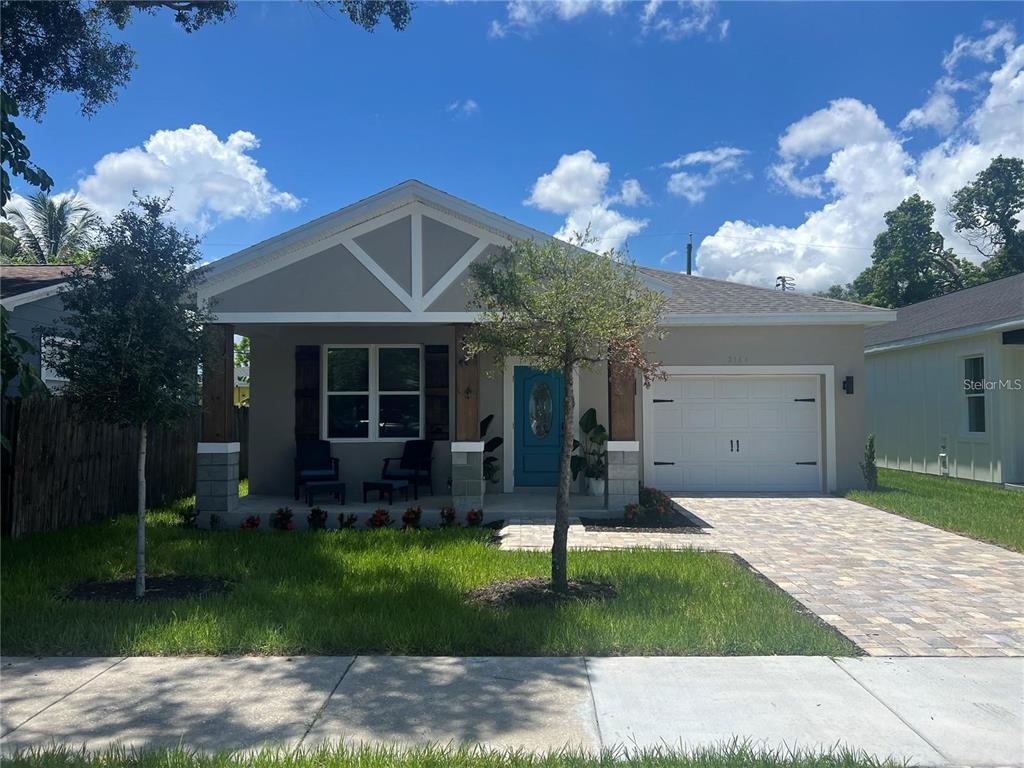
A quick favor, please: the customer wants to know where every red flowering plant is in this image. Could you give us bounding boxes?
[307,507,327,530]
[270,507,294,531]
[339,513,358,529]
[624,503,641,523]
[439,506,457,527]
[638,486,673,522]
[240,515,260,530]
[402,506,422,530]
[466,509,484,527]
[367,509,393,528]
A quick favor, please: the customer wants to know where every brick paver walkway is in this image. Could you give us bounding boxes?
[496,496,1024,657]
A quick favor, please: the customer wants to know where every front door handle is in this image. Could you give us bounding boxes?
[729,439,734,452]
[736,439,740,453]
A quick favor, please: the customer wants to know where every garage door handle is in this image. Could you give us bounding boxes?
[794,398,816,402]
[653,398,674,403]
[653,461,675,466]
[795,461,817,465]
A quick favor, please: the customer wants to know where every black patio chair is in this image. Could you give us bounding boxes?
[294,439,340,500]
[381,439,434,497]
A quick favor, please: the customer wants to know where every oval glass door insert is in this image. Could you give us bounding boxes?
[529,382,553,438]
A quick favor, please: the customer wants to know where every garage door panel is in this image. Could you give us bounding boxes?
[649,374,822,493]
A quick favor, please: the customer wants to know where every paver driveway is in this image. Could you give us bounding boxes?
[497,496,1024,657]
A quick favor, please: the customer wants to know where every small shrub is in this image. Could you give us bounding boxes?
[440,506,458,527]
[402,506,422,530]
[209,513,221,530]
[338,513,358,529]
[861,433,878,491]
[178,504,198,528]
[307,507,327,530]
[624,503,640,522]
[240,515,260,530]
[367,509,393,528]
[270,507,294,531]
[466,509,484,527]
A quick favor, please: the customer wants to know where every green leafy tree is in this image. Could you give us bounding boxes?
[948,155,1024,280]
[5,192,100,264]
[46,196,208,598]
[835,195,983,308]
[0,0,411,207]
[466,236,665,592]
[813,283,860,302]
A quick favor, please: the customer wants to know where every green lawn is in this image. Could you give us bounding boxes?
[2,744,905,768]
[846,468,1024,552]
[0,498,855,657]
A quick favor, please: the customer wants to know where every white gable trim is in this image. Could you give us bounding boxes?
[339,234,415,310]
[422,239,490,310]
[411,211,424,310]
[1,282,67,310]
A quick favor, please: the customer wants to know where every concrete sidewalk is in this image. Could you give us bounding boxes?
[1,655,1021,766]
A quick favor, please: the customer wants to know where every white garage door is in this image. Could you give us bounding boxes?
[650,375,822,492]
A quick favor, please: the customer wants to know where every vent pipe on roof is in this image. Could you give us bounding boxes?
[686,233,693,275]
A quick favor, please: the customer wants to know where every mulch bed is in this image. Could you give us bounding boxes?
[579,514,706,533]
[466,577,617,608]
[64,575,231,602]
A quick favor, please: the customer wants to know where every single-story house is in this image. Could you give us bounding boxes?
[193,180,894,517]
[1,264,75,394]
[865,273,1024,486]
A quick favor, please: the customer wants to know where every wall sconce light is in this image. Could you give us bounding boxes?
[842,376,854,395]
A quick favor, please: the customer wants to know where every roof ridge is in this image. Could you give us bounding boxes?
[892,271,1024,311]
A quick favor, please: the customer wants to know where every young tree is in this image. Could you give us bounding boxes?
[46,196,208,598]
[948,155,1024,279]
[466,236,665,592]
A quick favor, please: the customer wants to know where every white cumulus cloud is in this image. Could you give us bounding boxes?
[527,149,647,249]
[697,23,1024,292]
[664,146,749,203]
[490,0,725,41]
[72,124,300,234]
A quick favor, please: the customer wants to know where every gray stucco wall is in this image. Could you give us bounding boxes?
[645,324,867,491]
[4,293,69,395]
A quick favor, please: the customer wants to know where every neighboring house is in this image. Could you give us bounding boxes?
[234,365,250,405]
[865,273,1024,486]
[194,180,893,514]
[1,265,74,394]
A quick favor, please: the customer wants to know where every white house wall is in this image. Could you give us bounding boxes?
[866,330,1017,484]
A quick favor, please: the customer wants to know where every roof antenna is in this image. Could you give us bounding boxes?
[776,275,795,292]
[686,233,693,275]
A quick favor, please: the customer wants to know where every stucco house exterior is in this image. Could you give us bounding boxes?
[193,180,894,518]
[865,273,1024,486]
[1,265,75,394]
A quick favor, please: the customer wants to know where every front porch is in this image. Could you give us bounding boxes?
[222,488,615,530]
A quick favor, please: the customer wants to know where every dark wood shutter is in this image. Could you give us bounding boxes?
[295,345,321,440]
[424,345,450,441]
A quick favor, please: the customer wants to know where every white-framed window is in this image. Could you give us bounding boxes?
[39,336,70,390]
[323,344,423,441]
[963,355,986,434]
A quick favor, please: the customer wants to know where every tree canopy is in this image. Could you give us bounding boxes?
[466,236,665,591]
[948,155,1024,279]
[4,192,100,265]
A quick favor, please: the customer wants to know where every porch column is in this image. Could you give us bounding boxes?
[451,325,484,511]
[606,361,640,511]
[197,323,240,524]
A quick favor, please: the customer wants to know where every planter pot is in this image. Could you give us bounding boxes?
[587,477,606,497]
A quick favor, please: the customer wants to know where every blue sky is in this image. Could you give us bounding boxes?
[14,1,1024,290]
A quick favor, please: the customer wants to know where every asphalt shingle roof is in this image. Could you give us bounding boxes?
[864,272,1024,348]
[0,265,75,299]
[636,267,891,316]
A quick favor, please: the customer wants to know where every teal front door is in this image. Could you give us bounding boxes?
[514,366,564,487]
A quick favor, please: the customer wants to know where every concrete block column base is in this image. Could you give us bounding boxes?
[606,441,640,512]
[197,442,240,524]
[451,442,484,512]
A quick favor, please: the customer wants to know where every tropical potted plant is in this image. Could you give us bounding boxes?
[480,414,504,493]
[571,407,608,496]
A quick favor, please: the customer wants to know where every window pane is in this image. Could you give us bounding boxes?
[967,395,986,433]
[327,348,368,392]
[328,394,369,438]
[379,347,420,391]
[379,394,420,438]
[964,357,984,390]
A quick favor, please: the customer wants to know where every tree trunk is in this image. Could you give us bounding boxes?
[135,421,147,599]
[551,364,575,592]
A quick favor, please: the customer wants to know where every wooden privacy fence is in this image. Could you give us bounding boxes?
[1,398,248,538]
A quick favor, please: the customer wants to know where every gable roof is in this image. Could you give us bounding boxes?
[636,267,895,325]
[864,272,1024,351]
[1,265,74,309]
